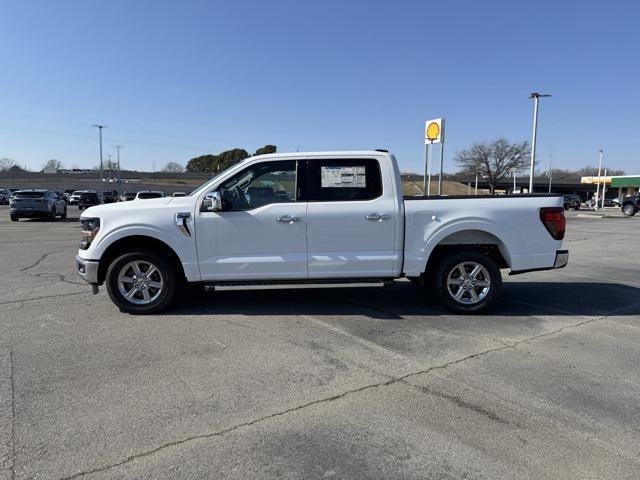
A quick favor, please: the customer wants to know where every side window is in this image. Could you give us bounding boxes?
[218,160,297,211]
[307,158,382,201]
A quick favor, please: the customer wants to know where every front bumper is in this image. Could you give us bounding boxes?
[76,255,100,284]
[509,250,569,276]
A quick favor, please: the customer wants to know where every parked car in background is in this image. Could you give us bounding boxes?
[102,190,119,203]
[9,189,67,221]
[69,190,84,205]
[562,194,580,210]
[172,192,187,197]
[621,195,639,217]
[134,191,165,200]
[120,191,137,202]
[0,189,11,205]
[586,197,618,209]
[78,191,101,210]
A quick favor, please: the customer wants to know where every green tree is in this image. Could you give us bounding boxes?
[254,145,277,156]
[186,148,249,173]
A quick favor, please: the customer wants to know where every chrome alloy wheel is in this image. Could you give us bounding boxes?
[117,260,164,305]
[446,261,491,305]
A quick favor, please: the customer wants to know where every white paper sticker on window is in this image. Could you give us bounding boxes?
[321,166,366,188]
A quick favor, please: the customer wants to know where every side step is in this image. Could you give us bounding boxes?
[204,278,395,292]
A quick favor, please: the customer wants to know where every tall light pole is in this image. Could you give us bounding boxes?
[115,145,122,180]
[92,124,106,191]
[528,92,551,193]
[595,149,603,210]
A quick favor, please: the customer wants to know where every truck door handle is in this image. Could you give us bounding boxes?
[366,213,390,222]
[276,215,301,224]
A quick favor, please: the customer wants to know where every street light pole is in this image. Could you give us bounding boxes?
[92,124,106,191]
[115,145,122,180]
[528,93,551,193]
[595,149,603,211]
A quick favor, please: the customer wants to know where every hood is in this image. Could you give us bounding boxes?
[80,197,175,218]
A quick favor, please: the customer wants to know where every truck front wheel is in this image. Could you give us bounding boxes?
[432,250,502,314]
[106,249,177,314]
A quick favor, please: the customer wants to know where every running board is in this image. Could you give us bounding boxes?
[204,278,394,292]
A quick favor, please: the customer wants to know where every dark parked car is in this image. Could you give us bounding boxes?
[562,194,581,210]
[102,190,119,203]
[78,191,101,210]
[9,189,67,221]
[621,195,639,217]
[0,188,10,205]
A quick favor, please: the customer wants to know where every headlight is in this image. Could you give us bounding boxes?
[79,217,100,250]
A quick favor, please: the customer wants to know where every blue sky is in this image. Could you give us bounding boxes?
[1,0,638,174]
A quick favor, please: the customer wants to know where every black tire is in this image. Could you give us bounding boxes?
[106,249,177,314]
[10,215,18,222]
[78,205,83,211]
[622,204,636,217]
[60,206,67,219]
[431,250,502,314]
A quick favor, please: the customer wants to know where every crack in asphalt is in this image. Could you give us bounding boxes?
[0,291,86,306]
[33,272,85,286]
[19,250,64,272]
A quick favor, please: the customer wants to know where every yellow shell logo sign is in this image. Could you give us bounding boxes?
[426,122,440,141]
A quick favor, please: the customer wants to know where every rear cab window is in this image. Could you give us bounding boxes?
[305,158,382,201]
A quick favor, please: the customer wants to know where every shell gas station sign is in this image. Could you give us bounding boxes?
[425,118,444,144]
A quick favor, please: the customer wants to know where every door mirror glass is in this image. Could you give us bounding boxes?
[203,191,223,211]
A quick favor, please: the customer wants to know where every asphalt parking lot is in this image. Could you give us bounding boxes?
[1,206,639,480]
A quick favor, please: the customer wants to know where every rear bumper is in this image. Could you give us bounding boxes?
[76,255,100,284]
[10,208,50,217]
[509,250,568,276]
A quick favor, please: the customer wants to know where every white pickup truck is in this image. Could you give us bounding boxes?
[76,151,568,314]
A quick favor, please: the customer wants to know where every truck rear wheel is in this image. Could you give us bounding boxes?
[106,249,177,314]
[622,204,636,217]
[432,250,502,314]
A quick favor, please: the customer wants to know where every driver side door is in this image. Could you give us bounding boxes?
[195,159,308,281]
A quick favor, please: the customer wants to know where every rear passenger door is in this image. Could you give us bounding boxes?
[305,158,398,278]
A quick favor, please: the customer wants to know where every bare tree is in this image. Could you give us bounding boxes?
[42,159,63,171]
[0,157,17,172]
[162,161,184,173]
[578,166,625,176]
[455,139,530,194]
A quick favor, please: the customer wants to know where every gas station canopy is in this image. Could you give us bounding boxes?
[611,176,640,188]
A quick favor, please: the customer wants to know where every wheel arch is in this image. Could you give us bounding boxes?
[97,235,186,285]
[422,227,511,280]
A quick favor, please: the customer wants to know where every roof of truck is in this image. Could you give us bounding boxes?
[250,150,393,161]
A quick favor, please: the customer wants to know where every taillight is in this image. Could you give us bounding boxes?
[540,207,566,240]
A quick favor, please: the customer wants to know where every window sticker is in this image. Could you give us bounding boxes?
[320,166,366,188]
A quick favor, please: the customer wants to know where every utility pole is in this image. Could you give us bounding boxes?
[602,168,608,209]
[474,174,478,195]
[528,93,551,193]
[92,124,106,192]
[595,149,603,210]
[513,169,517,193]
[437,142,445,195]
[115,145,122,180]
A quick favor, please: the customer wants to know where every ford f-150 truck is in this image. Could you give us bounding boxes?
[76,151,568,314]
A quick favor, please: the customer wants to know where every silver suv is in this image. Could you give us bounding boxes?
[9,189,67,221]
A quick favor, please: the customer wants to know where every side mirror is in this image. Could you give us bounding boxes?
[203,191,223,212]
